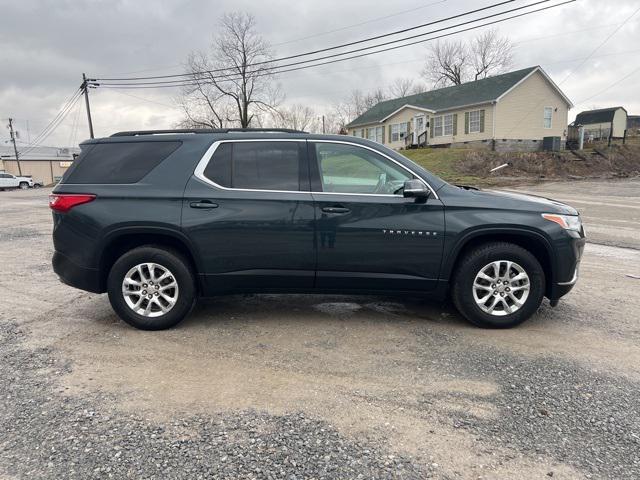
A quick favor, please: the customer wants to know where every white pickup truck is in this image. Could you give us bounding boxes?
[0,173,34,190]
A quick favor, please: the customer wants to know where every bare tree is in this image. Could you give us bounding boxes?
[423,40,469,87]
[328,87,393,133]
[471,29,514,80]
[422,29,514,88]
[271,104,320,132]
[388,78,414,98]
[178,12,282,128]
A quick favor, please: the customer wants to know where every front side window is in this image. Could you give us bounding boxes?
[544,107,553,129]
[314,142,412,195]
[203,141,302,191]
[390,123,407,142]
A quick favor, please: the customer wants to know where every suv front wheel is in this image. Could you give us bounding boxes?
[452,242,545,328]
[107,246,196,330]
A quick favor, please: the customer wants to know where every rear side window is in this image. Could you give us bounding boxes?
[203,141,303,191]
[64,141,181,184]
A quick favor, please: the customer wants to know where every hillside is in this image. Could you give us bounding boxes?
[402,142,640,187]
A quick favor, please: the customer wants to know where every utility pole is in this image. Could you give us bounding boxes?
[7,118,22,175]
[322,115,326,134]
[82,73,95,139]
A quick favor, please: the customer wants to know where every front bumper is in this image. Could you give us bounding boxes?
[52,251,102,293]
[550,233,585,304]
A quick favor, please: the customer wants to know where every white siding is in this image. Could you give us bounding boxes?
[494,70,569,140]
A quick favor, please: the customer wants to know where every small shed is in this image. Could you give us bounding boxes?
[574,107,628,140]
[627,115,640,135]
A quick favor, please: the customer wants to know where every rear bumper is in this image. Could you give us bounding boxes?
[52,251,102,293]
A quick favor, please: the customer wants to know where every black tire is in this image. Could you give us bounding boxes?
[19,182,29,190]
[107,246,196,330]
[451,242,545,328]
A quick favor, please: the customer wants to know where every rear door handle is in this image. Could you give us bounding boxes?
[321,206,350,214]
[190,200,218,209]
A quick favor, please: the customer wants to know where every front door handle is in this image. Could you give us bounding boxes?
[321,206,350,214]
[190,200,219,209]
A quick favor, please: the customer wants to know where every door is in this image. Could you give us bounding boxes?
[182,140,316,294]
[414,115,426,145]
[310,141,445,292]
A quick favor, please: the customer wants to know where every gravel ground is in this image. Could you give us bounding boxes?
[414,339,640,479]
[0,321,430,479]
[1,181,639,479]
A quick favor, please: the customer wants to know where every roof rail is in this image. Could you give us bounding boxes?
[110,128,307,137]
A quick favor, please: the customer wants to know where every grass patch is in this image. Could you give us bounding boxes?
[401,148,487,186]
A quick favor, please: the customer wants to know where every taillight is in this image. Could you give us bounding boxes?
[49,194,96,213]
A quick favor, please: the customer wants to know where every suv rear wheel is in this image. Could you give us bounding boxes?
[107,246,196,330]
[452,242,545,328]
[19,182,29,189]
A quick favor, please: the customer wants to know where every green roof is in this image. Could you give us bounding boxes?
[575,107,626,126]
[347,66,540,128]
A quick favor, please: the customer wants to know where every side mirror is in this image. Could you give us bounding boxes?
[403,179,430,198]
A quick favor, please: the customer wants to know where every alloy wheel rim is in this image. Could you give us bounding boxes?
[472,260,530,316]
[122,263,179,317]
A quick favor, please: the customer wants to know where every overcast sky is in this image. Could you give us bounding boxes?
[1,0,638,148]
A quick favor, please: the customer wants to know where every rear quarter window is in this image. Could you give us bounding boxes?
[63,141,181,184]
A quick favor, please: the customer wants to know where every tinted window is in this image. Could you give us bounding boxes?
[203,141,302,191]
[314,143,412,194]
[203,143,232,187]
[64,141,181,184]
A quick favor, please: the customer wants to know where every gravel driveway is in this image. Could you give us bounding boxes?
[1,179,639,479]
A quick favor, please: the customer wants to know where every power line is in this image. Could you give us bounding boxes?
[558,4,640,85]
[93,0,518,82]
[512,22,620,44]
[272,0,449,46]
[104,88,180,108]
[67,98,83,147]
[576,65,640,104]
[90,2,452,80]
[90,1,450,79]
[504,4,640,136]
[94,0,575,90]
[18,89,83,156]
[21,89,82,151]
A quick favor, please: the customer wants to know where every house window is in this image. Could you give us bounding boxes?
[390,123,407,142]
[544,107,553,129]
[444,114,454,136]
[468,110,481,133]
[367,126,383,143]
[433,114,453,137]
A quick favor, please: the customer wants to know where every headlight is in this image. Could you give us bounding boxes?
[542,213,582,232]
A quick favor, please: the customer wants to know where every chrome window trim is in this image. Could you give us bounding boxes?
[193,138,439,199]
[193,139,309,195]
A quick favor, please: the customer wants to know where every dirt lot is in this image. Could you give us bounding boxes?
[1,179,639,479]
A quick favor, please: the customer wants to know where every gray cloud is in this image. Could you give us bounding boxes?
[1,0,638,147]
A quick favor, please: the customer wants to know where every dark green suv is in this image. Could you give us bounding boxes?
[50,129,585,330]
